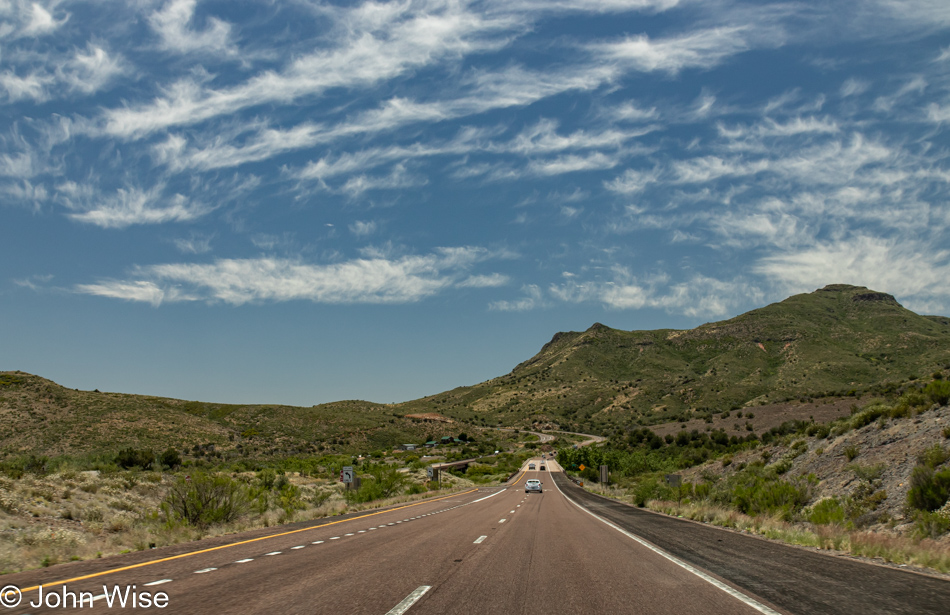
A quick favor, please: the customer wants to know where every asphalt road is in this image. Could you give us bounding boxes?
[3,461,948,614]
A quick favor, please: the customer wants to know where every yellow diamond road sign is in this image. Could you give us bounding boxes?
[579,464,585,471]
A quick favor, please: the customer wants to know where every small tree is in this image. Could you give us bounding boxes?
[116,448,155,470]
[160,448,182,469]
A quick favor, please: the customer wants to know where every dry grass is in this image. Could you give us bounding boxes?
[0,469,477,574]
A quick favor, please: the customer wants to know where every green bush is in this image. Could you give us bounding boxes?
[160,448,182,469]
[843,445,860,462]
[713,466,813,520]
[162,472,248,527]
[907,466,950,512]
[924,380,950,406]
[809,498,846,525]
[918,444,950,468]
[913,510,950,539]
[115,448,155,470]
[344,463,406,504]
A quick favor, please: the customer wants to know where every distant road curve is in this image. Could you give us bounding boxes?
[542,429,605,447]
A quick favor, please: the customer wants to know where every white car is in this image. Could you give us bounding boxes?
[525,479,542,494]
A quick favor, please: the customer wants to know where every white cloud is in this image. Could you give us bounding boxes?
[100,3,517,139]
[528,152,620,176]
[840,78,870,97]
[149,0,235,55]
[349,220,377,238]
[547,269,763,317]
[340,164,426,196]
[22,2,66,37]
[592,26,752,74]
[74,280,174,307]
[604,167,659,193]
[754,235,950,311]
[611,101,659,122]
[173,234,213,254]
[0,70,53,102]
[76,247,500,306]
[489,284,544,311]
[458,273,509,288]
[60,45,127,94]
[63,186,209,229]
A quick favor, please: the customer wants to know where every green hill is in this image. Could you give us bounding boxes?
[0,374,462,459]
[396,285,950,432]
[3,284,948,458]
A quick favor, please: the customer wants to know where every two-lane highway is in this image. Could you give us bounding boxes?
[4,459,948,614]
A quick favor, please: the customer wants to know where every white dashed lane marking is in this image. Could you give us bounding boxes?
[144,579,173,586]
[292,545,306,550]
[194,568,217,574]
[474,536,487,544]
[265,551,282,556]
[235,558,254,563]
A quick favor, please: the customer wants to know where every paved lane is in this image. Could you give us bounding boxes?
[6,458,945,614]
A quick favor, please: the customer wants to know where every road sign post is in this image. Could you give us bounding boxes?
[599,465,609,485]
[665,474,682,504]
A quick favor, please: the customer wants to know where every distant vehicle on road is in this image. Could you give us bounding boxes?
[528,463,536,470]
[540,464,546,471]
[525,479,542,493]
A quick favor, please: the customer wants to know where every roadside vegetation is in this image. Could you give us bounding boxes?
[0,437,536,574]
[561,374,950,572]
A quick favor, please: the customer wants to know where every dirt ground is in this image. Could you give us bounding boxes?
[651,396,870,438]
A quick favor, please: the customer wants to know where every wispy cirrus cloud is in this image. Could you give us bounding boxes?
[97,3,518,139]
[591,26,755,74]
[148,0,236,56]
[75,246,503,306]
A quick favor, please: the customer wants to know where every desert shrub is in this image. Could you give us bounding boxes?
[713,466,813,520]
[115,448,155,470]
[276,484,305,514]
[810,498,846,525]
[344,463,406,504]
[160,448,182,469]
[844,445,860,462]
[310,489,332,507]
[632,477,672,507]
[907,466,950,512]
[849,463,885,482]
[257,468,277,490]
[925,380,950,406]
[913,510,950,539]
[162,472,248,526]
[918,444,950,468]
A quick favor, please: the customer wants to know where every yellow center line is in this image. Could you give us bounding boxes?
[19,488,478,593]
[510,469,528,486]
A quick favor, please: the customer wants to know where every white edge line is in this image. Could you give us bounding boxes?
[471,489,506,503]
[551,476,782,615]
[385,585,432,615]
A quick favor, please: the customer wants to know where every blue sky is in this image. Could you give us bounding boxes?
[3,0,950,405]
